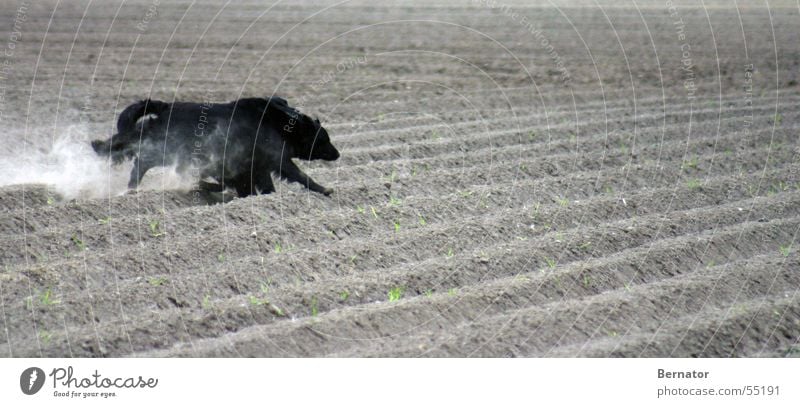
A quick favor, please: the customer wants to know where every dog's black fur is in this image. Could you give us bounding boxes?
[91,97,339,197]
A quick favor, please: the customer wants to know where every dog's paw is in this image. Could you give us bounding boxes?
[322,188,334,196]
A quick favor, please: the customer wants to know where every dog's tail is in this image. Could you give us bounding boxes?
[116,99,169,133]
[91,133,137,164]
[91,99,169,163]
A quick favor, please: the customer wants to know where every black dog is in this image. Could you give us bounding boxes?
[91,97,339,197]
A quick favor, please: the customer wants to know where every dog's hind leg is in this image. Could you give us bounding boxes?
[128,157,158,189]
[256,173,275,195]
[231,173,256,198]
[278,159,332,196]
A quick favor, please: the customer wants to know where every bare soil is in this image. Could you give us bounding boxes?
[1,0,799,357]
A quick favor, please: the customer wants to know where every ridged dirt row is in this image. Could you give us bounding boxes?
[0,1,798,357]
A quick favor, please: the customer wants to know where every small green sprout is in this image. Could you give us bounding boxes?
[98,217,111,225]
[446,247,454,258]
[686,178,702,189]
[148,276,167,286]
[424,289,433,297]
[388,287,404,302]
[149,219,164,237]
[370,206,379,219]
[39,288,61,306]
[274,243,282,253]
[394,220,400,233]
[71,234,86,251]
[260,279,271,294]
[418,215,427,226]
[39,330,53,345]
[779,245,791,257]
[545,257,556,269]
[356,205,365,214]
[310,297,319,317]
[389,196,402,206]
[681,156,699,170]
[447,288,458,296]
[217,253,225,262]
[339,290,350,301]
[202,294,211,309]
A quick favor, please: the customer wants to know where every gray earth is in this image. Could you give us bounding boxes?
[1,0,799,357]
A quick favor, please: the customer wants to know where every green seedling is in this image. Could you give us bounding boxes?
[38,288,60,306]
[418,215,427,226]
[545,257,556,269]
[578,241,592,250]
[446,247,454,258]
[384,169,397,184]
[349,254,358,264]
[217,253,225,262]
[424,289,433,297]
[370,206,379,219]
[310,297,319,317]
[39,330,53,345]
[528,131,536,141]
[98,217,111,225]
[393,220,401,233]
[46,196,55,205]
[248,295,263,306]
[389,196,402,206]
[339,290,350,301]
[274,243,282,253]
[377,113,385,122]
[148,276,167,286]
[448,288,458,297]
[681,156,699,170]
[604,185,614,194]
[356,205,365,214]
[202,294,211,309]
[686,179,702,189]
[779,245,791,257]
[260,279,272,295]
[583,274,591,288]
[458,190,473,198]
[431,130,441,140]
[149,219,164,237]
[388,287,404,302]
[71,233,86,251]
[558,197,569,207]
[774,113,783,125]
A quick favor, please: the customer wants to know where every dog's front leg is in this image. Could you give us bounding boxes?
[278,159,332,196]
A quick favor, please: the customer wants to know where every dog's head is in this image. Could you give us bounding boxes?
[264,97,340,161]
